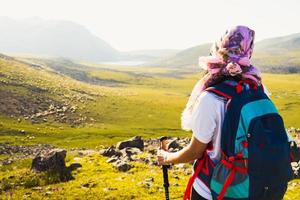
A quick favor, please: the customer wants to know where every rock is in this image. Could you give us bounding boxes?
[120,147,142,157]
[103,187,118,192]
[31,149,67,172]
[0,143,55,166]
[99,147,121,157]
[115,176,125,181]
[77,149,96,156]
[45,191,53,195]
[106,156,119,163]
[141,182,151,188]
[120,154,134,162]
[148,149,157,155]
[144,177,154,182]
[116,136,144,151]
[167,139,181,150]
[81,181,96,188]
[149,160,159,166]
[68,163,82,171]
[32,186,43,191]
[3,159,12,165]
[112,160,133,172]
[139,157,150,164]
[20,130,26,134]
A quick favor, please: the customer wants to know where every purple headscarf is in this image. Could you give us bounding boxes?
[199,25,261,83]
[181,25,261,131]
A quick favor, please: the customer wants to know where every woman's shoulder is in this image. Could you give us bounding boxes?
[199,91,227,104]
[192,91,226,115]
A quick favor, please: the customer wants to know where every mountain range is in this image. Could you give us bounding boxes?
[0,17,180,63]
[0,17,300,73]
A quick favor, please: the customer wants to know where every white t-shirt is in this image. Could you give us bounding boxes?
[190,91,226,200]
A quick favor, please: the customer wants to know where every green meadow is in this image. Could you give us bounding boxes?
[0,57,300,199]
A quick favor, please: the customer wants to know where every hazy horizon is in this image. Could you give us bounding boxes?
[0,0,300,51]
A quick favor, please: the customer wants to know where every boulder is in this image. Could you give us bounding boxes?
[120,147,142,157]
[68,163,82,171]
[106,156,119,163]
[99,146,121,157]
[31,149,67,172]
[167,139,180,150]
[116,136,144,151]
[120,154,134,162]
[112,160,133,172]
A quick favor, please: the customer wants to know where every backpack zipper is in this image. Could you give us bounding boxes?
[263,186,269,197]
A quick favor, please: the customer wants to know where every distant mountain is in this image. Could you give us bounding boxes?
[151,33,300,73]
[255,32,300,52]
[0,17,119,61]
[149,43,211,68]
[252,33,300,73]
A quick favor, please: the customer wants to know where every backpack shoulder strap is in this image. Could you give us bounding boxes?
[205,79,264,100]
[205,80,238,100]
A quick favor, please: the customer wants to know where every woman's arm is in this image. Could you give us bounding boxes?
[157,135,207,165]
[157,92,217,165]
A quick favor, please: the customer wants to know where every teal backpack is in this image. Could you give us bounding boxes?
[184,80,293,200]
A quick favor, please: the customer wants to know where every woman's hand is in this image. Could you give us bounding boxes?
[156,135,207,165]
[157,149,171,165]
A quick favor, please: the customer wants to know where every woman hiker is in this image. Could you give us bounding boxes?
[157,26,292,200]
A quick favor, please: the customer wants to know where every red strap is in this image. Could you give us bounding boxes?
[216,159,248,200]
[205,88,232,99]
[221,159,248,174]
[217,169,236,200]
[183,152,209,200]
[236,82,243,93]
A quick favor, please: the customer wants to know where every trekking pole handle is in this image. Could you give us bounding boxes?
[159,136,168,150]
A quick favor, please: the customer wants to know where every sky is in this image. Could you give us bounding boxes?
[0,0,299,51]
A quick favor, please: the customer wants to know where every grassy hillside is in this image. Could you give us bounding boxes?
[0,55,300,199]
[0,55,299,148]
[0,55,194,148]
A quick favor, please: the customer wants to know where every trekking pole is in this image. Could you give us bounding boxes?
[159,136,170,200]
